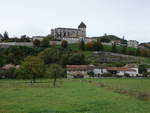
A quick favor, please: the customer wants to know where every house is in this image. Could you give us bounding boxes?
[124,64,139,73]
[111,40,122,45]
[127,40,139,48]
[139,43,150,49]
[66,65,92,78]
[93,66,138,77]
[66,65,139,78]
[32,36,45,41]
[106,67,137,77]
[147,68,150,73]
[93,67,107,76]
[1,64,20,70]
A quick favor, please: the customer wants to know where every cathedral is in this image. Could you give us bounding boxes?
[51,22,86,40]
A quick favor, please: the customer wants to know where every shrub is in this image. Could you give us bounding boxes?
[0,68,16,79]
[101,72,112,77]
[41,38,50,47]
[124,73,130,77]
[61,40,68,48]
[33,39,41,48]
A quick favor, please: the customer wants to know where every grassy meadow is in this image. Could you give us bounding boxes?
[0,79,150,113]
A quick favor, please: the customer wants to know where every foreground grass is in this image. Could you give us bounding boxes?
[0,79,150,113]
[143,57,150,64]
[95,78,150,92]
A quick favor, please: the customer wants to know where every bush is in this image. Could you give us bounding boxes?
[33,39,41,48]
[101,72,112,77]
[61,40,68,48]
[41,38,50,47]
[0,68,16,79]
[124,73,130,77]
[86,41,103,51]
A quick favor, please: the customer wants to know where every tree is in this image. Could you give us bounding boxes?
[20,35,30,42]
[93,41,103,51]
[68,53,85,65]
[99,34,111,43]
[88,70,94,78]
[61,40,68,48]
[136,48,141,56]
[97,39,103,51]
[41,38,50,47]
[86,42,94,51]
[4,46,23,64]
[46,64,65,87]
[79,38,85,51]
[121,46,127,54]
[33,39,41,48]
[3,31,9,41]
[61,54,70,66]
[16,56,45,83]
[111,44,117,53]
[38,47,63,64]
[0,49,5,66]
[86,41,103,51]
[139,64,148,74]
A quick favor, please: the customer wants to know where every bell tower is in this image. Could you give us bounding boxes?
[78,22,86,38]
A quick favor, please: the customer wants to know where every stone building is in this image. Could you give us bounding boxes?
[51,22,86,40]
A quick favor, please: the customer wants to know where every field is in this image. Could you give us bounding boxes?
[0,79,150,113]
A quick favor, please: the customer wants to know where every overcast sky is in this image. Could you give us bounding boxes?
[0,0,150,42]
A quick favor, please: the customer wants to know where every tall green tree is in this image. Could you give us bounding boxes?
[46,64,65,87]
[3,31,9,41]
[79,38,85,51]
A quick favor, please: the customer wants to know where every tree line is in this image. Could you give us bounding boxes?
[0,31,31,42]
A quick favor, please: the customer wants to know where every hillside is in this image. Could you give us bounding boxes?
[68,44,150,65]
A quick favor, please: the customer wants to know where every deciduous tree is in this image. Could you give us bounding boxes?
[79,38,85,51]
[33,39,41,48]
[41,38,50,47]
[46,64,65,87]
[61,40,68,48]
[16,56,45,83]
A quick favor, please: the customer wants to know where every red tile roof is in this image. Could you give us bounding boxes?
[66,65,89,69]
[106,67,136,72]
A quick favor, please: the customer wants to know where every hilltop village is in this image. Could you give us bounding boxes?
[0,22,150,79]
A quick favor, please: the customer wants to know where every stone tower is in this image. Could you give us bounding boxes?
[78,22,86,38]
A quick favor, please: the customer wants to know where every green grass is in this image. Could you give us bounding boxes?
[94,78,150,92]
[0,79,150,113]
[68,44,79,51]
[143,57,150,64]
